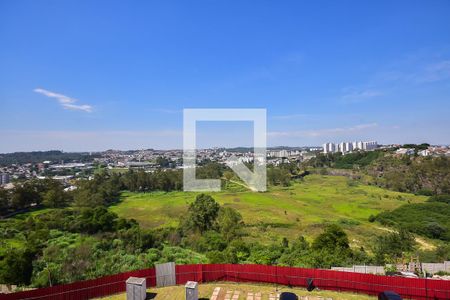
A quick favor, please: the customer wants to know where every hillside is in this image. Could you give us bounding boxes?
[110,175,428,249]
[376,202,450,241]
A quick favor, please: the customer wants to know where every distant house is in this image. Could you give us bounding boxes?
[418,149,430,156]
[395,148,415,155]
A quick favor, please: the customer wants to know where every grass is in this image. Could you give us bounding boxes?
[99,282,376,300]
[110,175,427,248]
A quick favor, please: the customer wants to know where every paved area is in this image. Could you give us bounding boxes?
[210,287,333,300]
[268,292,280,300]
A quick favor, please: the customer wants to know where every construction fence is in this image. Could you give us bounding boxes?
[1,264,450,300]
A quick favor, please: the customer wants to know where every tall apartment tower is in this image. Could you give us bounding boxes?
[357,141,363,150]
[0,173,10,185]
[330,143,336,153]
[344,142,353,153]
[363,141,378,150]
[323,143,336,154]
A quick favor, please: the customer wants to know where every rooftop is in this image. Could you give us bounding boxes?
[99,282,376,300]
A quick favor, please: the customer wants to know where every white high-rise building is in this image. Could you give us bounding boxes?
[357,141,363,150]
[323,143,336,154]
[322,140,377,154]
[338,142,345,153]
[330,143,336,153]
[343,142,353,153]
[362,141,378,151]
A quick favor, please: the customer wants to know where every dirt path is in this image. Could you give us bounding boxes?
[374,226,436,250]
[227,179,257,191]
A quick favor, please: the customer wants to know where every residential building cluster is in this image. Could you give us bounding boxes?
[266,148,318,165]
[268,149,301,158]
[2,142,450,187]
[395,146,450,157]
[323,141,378,154]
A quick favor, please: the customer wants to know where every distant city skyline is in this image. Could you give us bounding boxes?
[1,1,450,152]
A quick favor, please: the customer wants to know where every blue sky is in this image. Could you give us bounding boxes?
[1,0,450,152]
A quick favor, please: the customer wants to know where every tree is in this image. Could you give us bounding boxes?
[308,226,355,267]
[11,183,41,210]
[217,207,243,242]
[196,163,223,179]
[373,229,415,264]
[223,171,235,189]
[75,207,118,233]
[425,222,446,239]
[279,236,313,267]
[312,224,350,251]
[183,194,220,233]
[0,188,9,214]
[73,187,104,207]
[267,168,291,186]
[43,186,69,208]
[247,244,283,265]
[156,156,170,168]
[428,194,450,204]
[0,248,34,285]
[195,231,227,252]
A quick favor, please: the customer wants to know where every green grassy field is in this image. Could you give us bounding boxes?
[110,175,428,249]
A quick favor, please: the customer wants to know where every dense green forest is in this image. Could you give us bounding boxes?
[310,151,386,169]
[376,202,450,240]
[375,195,450,241]
[0,150,100,165]
[368,156,450,194]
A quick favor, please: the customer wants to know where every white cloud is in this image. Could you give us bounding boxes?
[34,88,93,112]
[268,123,378,138]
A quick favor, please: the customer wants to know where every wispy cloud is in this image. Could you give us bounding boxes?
[148,108,181,114]
[269,123,378,138]
[373,59,450,84]
[34,88,93,112]
[271,113,312,120]
[417,60,450,83]
[341,89,383,103]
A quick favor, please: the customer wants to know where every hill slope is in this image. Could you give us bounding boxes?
[110,175,427,248]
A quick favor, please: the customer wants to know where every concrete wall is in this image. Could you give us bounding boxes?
[331,265,385,275]
[332,261,450,276]
[422,261,450,275]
